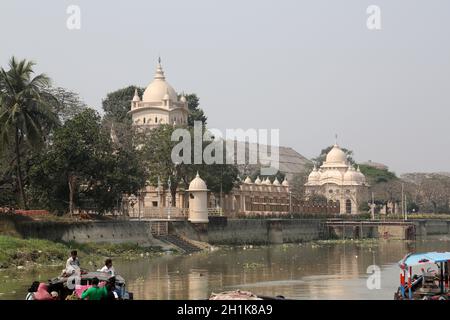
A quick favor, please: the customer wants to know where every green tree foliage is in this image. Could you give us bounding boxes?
[139,124,239,206]
[0,57,59,208]
[102,85,144,124]
[308,192,328,204]
[407,202,419,213]
[29,109,146,214]
[102,86,145,148]
[289,166,313,200]
[184,93,207,127]
[359,202,370,213]
[48,87,87,123]
[358,164,397,184]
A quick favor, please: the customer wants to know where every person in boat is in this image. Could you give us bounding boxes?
[34,283,53,301]
[106,276,123,299]
[62,250,81,276]
[81,277,107,300]
[98,258,115,276]
[25,281,40,300]
[102,280,119,300]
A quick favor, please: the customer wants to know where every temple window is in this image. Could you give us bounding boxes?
[346,199,352,214]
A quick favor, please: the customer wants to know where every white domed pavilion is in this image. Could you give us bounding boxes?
[304,143,369,214]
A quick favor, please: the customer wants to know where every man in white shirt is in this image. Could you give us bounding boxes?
[63,250,80,276]
[98,258,115,276]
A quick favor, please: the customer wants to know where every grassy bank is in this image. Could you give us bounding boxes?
[0,235,169,270]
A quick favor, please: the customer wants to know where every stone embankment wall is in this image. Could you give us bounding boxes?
[413,220,450,238]
[4,215,450,248]
[1,217,158,246]
[170,218,323,245]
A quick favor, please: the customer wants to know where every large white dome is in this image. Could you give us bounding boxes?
[325,144,347,164]
[142,63,178,103]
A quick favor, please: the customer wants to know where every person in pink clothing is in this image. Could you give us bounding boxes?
[33,283,52,300]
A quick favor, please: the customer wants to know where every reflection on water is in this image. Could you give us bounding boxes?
[116,237,450,300]
[2,237,450,300]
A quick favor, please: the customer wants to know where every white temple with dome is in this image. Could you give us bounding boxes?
[128,58,188,128]
[125,59,349,218]
[304,143,369,214]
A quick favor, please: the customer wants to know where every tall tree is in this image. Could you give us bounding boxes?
[139,124,239,206]
[49,87,87,123]
[102,85,144,124]
[0,57,59,208]
[184,93,207,127]
[29,108,146,214]
[358,164,397,184]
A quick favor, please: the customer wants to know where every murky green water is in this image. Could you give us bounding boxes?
[2,236,450,300]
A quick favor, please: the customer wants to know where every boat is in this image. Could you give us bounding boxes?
[45,271,133,300]
[395,252,450,300]
[209,290,288,300]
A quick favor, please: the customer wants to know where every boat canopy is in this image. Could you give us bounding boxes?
[399,252,450,268]
[49,272,125,285]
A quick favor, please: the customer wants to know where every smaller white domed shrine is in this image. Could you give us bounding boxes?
[304,143,369,214]
[188,172,209,223]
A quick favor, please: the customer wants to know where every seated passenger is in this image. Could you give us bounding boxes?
[62,250,81,276]
[98,258,115,276]
[34,283,53,301]
[25,281,40,300]
[81,277,107,300]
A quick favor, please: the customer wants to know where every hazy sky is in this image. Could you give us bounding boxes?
[1,0,449,174]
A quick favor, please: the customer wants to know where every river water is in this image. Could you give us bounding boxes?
[2,237,450,300]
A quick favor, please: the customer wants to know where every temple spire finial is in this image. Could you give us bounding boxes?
[154,56,165,80]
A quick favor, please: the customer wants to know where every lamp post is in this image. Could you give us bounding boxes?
[289,191,292,218]
[157,176,161,208]
[404,194,408,221]
[401,182,404,220]
[371,192,375,220]
[138,190,142,221]
[167,176,171,220]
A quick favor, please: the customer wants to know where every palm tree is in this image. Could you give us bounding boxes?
[0,57,59,209]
